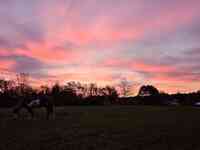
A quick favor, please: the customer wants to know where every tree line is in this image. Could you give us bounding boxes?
[0,73,200,107]
[0,73,118,107]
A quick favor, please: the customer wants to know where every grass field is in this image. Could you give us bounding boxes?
[0,106,200,150]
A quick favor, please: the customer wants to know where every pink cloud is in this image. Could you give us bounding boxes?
[4,44,83,64]
[0,59,15,70]
[46,1,200,47]
[102,58,176,73]
[152,73,200,84]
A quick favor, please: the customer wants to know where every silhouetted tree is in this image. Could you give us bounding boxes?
[40,85,50,94]
[0,79,14,93]
[104,86,118,104]
[137,85,161,105]
[138,85,159,97]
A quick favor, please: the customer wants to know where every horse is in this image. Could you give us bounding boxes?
[12,94,54,120]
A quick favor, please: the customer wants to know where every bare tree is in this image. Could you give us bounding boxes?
[16,73,30,95]
[118,78,132,97]
[88,83,98,96]
[0,79,6,93]
[16,73,29,86]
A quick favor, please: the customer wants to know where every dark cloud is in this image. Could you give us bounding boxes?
[0,1,45,48]
[0,37,28,50]
[184,48,200,56]
[0,22,44,50]
[142,47,200,82]
[15,22,45,44]
[0,55,45,73]
[159,47,200,66]
[53,41,80,51]
[14,56,44,73]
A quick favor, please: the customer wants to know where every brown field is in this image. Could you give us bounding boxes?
[0,106,200,150]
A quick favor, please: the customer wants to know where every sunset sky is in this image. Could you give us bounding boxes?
[0,0,200,94]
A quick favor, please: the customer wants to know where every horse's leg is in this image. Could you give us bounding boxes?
[46,105,51,120]
[46,104,54,120]
[52,105,55,119]
[12,103,23,119]
[45,106,50,120]
[12,106,20,119]
[24,104,34,119]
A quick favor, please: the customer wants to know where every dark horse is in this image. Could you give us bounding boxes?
[13,93,54,119]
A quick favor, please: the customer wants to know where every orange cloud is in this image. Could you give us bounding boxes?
[0,60,15,70]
